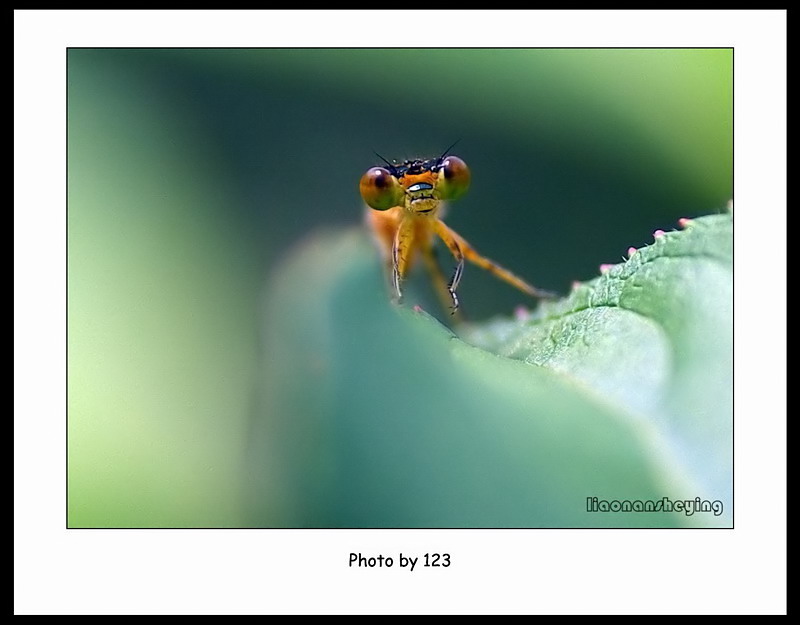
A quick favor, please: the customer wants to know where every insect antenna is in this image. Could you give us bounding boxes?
[435,139,462,167]
[373,151,398,176]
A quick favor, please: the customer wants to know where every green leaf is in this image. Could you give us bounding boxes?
[248,213,732,528]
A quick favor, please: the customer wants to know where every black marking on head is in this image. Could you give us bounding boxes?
[373,142,462,180]
[392,158,438,178]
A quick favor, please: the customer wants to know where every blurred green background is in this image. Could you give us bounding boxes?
[68,49,731,527]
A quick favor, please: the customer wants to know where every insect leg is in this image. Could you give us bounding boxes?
[435,220,557,300]
[421,243,465,322]
[432,220,465,314]
[391,217,416,304]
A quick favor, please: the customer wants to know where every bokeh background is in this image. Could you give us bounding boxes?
[68,48,732,527]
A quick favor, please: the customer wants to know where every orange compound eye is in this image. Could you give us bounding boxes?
[359,167,404,210]
[436,156,471,201]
